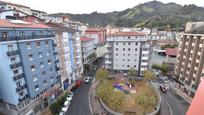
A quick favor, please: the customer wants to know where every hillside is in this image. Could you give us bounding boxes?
[49,1,204,30]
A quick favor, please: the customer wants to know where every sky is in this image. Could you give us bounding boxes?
[5,0,204,14]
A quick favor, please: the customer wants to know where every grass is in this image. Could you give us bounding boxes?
[97,78,158,115]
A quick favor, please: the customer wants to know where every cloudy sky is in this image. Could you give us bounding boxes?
[6,0,204,14]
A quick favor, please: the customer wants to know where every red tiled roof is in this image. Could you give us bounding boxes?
[0,19,50,28]
[0,0,30,8]
[110,32,145,36]
[186,78,204,115]
[80,36,94,42]
[165,48,177,56]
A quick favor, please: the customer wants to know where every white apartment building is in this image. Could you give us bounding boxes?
[31,9,47,19]
[81,37,96,64]
[105,32,150,75]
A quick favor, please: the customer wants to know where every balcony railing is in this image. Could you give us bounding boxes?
[13,73,24,81]
[0,35,55,42]
[7,50,19,56]
[16,84,27,92]
[10,62,22,69]
[19,94,29,103]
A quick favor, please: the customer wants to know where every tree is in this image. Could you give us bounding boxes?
[143,70,155,80]
[128,67,136,76]
[151,64,168,75]
[96,68,109,81]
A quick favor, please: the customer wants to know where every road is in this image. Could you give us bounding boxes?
[152,77,189,115]
[66,57,105,115]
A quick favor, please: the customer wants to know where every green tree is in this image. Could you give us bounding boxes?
[152,64,168,75]
[50,101,60,115]
[128,67,136,76]
[96,68,109,81]
[143,70,155,80]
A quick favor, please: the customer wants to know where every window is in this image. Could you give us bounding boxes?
[31,65,35,71]
[32,75,37,82]
[43,80,47,85]
[40,62,44,68]
[36,41,40,48]
[19,91,24,97]
[128,48,130,51]
[135,48,137,51]
[28,54,33,61]
[128,36,130,39]
[2,32,8,39]
[134,65,136,67]
[116,42,118,45]
[49,68,52,73]
[38,52,42,58]
[123,54,125,56]
[135,42,138,45]
[128,54,130,56]
[16,81,22,88]
[123,48,125,51]
[116,54,118,56]
[48,59,51,64]
[46,50,50,56]
[7,45,13,51]
[42,71,45,77]
[128,42,131,45]
[34,85,39,91]
[134,59,137,61]
[143,48,148,51]
[116,48,118,51]
[127,65,130,67]
[135,54,137,56]
[45,41,49,46]
[123,42,126,45]
[122,59,125,61]
[26,43,31,49]
[50,76,54,81]
[13,69,19,76]
[128,59,130,61]
[20,32,24,37]
[11,58,16,64]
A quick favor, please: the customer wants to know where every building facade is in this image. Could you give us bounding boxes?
[0,19,60,115]
[85,28,106,46]
[105,32,150,75]
[81,37,96,73]
[175,32,204,98]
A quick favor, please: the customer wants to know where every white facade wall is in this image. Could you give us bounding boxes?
[105,35,150,71]
[81,39,95,64]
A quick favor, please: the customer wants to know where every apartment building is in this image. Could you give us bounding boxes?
[31,9,47,19]
[175,26,204,98]
[0,19,60,115]
[105,32,150,75]
[81,37,96,72]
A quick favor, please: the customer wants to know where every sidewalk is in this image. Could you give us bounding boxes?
[90,80,107,115]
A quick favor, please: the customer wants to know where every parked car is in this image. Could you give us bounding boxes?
[76,80,83,88]
[84,76,90,83]
[59,112,64,115]
[62,101,70,112]
[160,84,167,93]
[66,92,74,101]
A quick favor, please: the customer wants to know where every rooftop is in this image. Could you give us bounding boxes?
[0,19,50,28]
[0,0,30,8]
[187,25,204,34]
[45,23,78,32]
[110,32,145,36]
[165,48,177,56]
[186,78,204,115]
[80,36,94,42]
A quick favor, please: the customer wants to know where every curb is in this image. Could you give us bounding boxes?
[88,79,95,115]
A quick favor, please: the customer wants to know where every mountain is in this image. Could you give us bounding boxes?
[49,1,204,30]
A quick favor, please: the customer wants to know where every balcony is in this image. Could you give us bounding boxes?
[16,84,27,92]
[13,74,24,81]
[7,50,19,56]
[55,66,60,71]
[19,94,29,103]
[105,60,112,64]
[10,62,22,69]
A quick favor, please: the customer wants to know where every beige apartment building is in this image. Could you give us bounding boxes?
[175,26,204,98]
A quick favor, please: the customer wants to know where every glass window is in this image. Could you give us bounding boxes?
[128,48,130,51]
[31,65,35,71]
[34,85,39,91]
[36,41,40,48]
[116,42,118,45]
[38,52,42,58]
[2,32,8,39]
[128,42,131,45]
[46,50,50,56]
[40,62,44,68]
[116,48,118,51]
[26,43,31,49]
[45,41,49,46]
[13,69,19,76]
[48,59,51,64]
[135,42,138,45]
[50,76,54,81]
[7,45,13,51]
[28,54,33,61]
[43,80,47,85]
[42,71,45,77]
[135,48,137,51]
[32,75,37,82]
[20,32,24,37]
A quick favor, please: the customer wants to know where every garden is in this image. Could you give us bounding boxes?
[96,69,158,115]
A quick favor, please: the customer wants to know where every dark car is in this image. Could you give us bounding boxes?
[160,84,167,93]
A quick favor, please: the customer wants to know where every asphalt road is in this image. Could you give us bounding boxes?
[152,77,189,115]
[66,57,105,115]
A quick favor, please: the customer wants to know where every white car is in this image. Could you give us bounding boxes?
[62,101,70,112]
[84,77,90,83]
[66,92,74,101]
